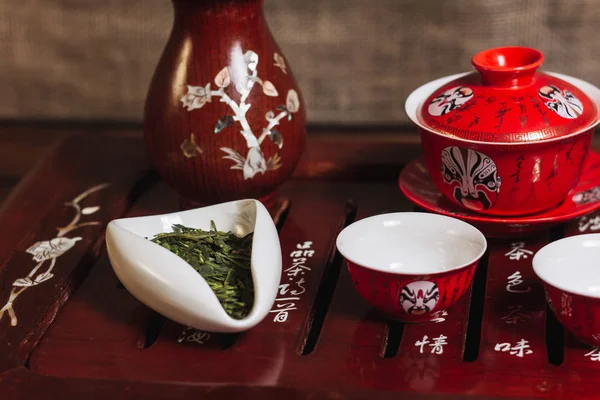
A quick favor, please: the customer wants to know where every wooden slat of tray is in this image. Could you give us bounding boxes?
[3,134,600,399]
[478,236,550,368]
[27,183,175,378]
[1,367,529,400]
[0,136,149,267]
[463,236,555,398]
[0,135,153,373]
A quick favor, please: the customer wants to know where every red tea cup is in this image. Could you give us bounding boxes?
[533,234,600,346]
[336,212,487,323]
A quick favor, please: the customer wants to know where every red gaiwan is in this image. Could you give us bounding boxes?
[406,46,600,216]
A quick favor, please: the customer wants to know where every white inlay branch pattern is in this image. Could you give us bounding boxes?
[0,183,110,327]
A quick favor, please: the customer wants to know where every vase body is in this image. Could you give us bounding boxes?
[143,0,307,207]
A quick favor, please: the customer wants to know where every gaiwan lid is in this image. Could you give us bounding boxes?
[418,46,598,143]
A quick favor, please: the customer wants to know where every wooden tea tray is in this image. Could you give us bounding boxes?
[1,129,600,400]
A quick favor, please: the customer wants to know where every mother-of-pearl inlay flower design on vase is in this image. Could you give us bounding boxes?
[0,183,109,327]
[273,53,287,74]
[180,48,300,180]
[180,133,203,158]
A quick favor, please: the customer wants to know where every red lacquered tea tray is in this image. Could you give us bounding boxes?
[2,132,600,400]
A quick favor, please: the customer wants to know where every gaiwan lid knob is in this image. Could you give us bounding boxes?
[417,46,598,143]
[472,46,543,88]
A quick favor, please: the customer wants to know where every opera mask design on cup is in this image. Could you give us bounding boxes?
[441,146,501,211]
[539,85,584,119]
[428,86,474,116]
[400,281,440,315]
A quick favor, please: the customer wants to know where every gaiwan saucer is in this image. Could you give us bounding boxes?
[399,152,600,237]
[105,199,282,333]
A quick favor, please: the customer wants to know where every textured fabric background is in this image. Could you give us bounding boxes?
[2,0,600,124]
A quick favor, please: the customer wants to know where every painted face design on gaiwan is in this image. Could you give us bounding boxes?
[400,281,440,315]
[539,85,584,119]
[441,146,501,211]
[428,86,474,116]
[572,187,600,205]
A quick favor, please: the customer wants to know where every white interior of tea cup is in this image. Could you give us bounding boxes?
[533,233,600,298]
[336,212,487,274]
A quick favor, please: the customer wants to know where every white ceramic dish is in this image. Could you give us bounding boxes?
[105,199,281,333]
[533,233,600,297]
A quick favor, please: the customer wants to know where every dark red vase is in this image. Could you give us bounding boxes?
[143,0,307,208]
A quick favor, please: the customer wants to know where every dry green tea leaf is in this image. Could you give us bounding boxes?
[150,221,254,319]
